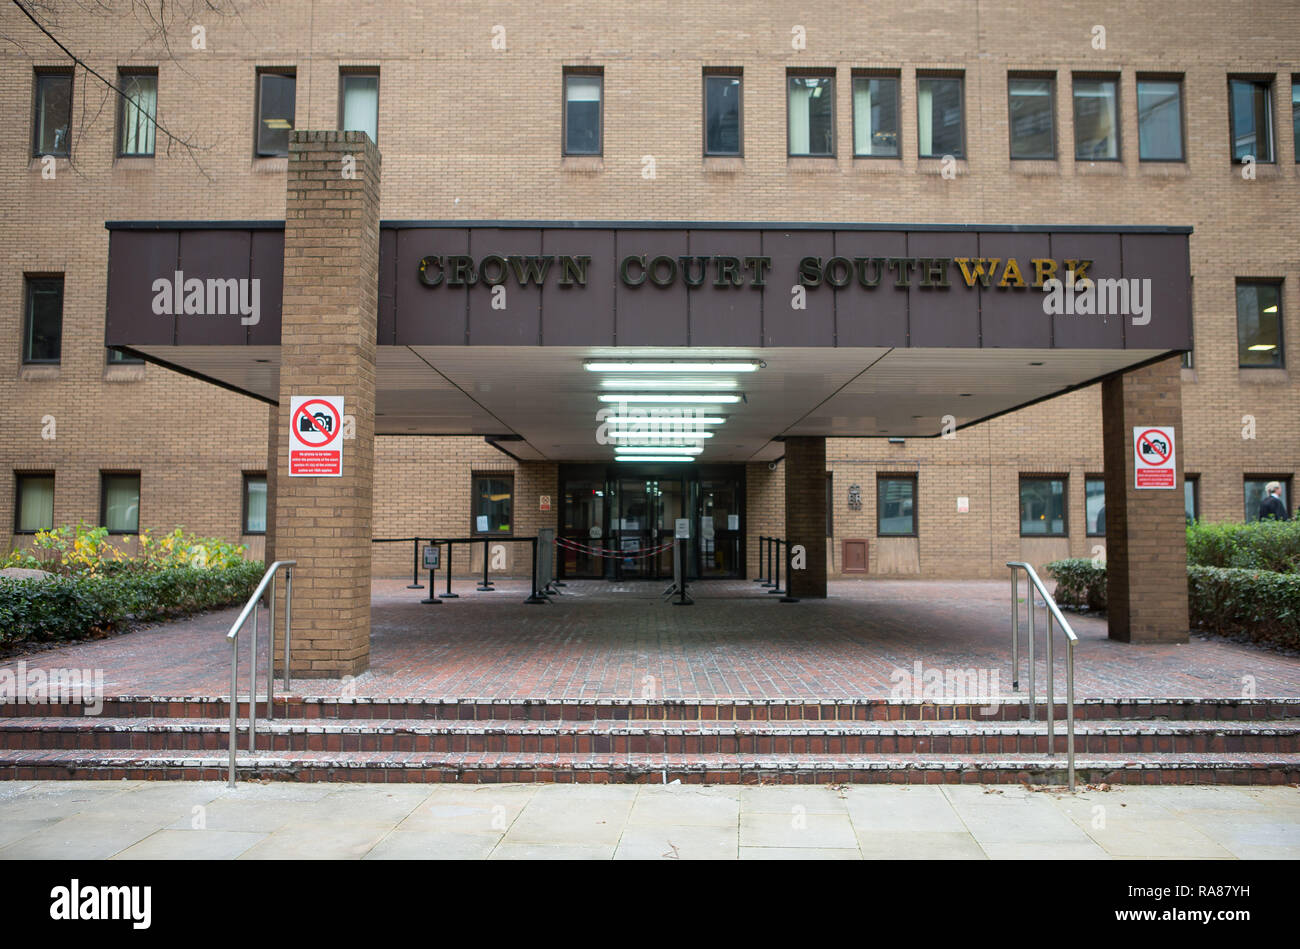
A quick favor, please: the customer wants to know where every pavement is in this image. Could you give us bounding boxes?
[2,780,1297,860]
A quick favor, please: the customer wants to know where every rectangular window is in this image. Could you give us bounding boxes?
[703,71,742,156]
[107,347,143,365]
[23,276,63,365]
[1184,475,1199,524]
[852,73,899,157]
[1136,77,1184,160]
[917,75,964,158]
[1085,477,1106,536]
[339,70,379,144]
[243,473,268,534]
[472,474,513,534]
[877,475,917,536]
[256,69,296,157]
[1245,477,1290,522]
[1229,78,1273,163]
[1237,280,1284,368]
[117,70,157,157]
[1020,477,1067,536]
[1293,76,1299,161]
[1073,76,1120,160]
[32,69,72,157]
[788,72,835,157]
[1008,75,1055,159]
[15,473,55,533]
[101,473,140,534]
[563,69,602,156]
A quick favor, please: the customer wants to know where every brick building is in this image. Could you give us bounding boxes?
[2,2,1297,671]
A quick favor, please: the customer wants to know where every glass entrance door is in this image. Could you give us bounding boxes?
[559,477,607,579]
[615,477,683,580]
[696,477,742,577]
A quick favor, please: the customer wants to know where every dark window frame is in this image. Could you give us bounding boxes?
[825,471,834,536]
[850,69,901,159]
[1244,475,1292,521]
[702,67,743,157]
[337,66,380,144]
[254,67,297,158]
[31,67,74,158]
[99,470,141,536]
[1006,71,1057,160]
[13,471,55,535]
[1184,473,1200,524]
[876,473,918,538]
[22,274,63,365]
[107,346,143,365]
[1293,74,1299,163]
[916,71,966,160]
[1235,277,1285,369]
[1135,73,1186,162]
[1019,475,1069,538]
[786,68,837,158]
[1084,475,1106,537]
[470,471,515,536]
[115,67,158,158]
[562,66,604,157]
[1072,72,1122,162]
[242,472,268,535]
[1228,75,1276,164]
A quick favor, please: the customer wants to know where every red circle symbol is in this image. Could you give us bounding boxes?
[1136,428,1171,465]
[292,400,341,447]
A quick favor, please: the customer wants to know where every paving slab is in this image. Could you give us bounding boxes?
[0,817,166,860]
[364,830,502,860]
[627,786,740,826]
[739,812,858,850]
[855,830,987,859]
[236,820,396,860]
[111,829,267,860]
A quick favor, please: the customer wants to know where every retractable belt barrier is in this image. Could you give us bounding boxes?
[372,535,550,604]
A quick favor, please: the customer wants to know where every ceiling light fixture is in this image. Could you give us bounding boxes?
[603,416,726,425]
[585,361,760,373]
[599,379,741,390]
[609,431,713,439]
[614,455,694,463]
[613,445,703,455]
[598,394,741,404]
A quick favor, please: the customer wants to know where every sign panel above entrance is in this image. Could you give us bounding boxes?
[105,222,1193,353]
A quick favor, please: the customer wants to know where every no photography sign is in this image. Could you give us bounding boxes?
[290,395,343,477]
[1133,426,1176,489]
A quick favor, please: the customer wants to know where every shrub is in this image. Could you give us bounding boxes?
[1187,566,1300,648]
[1186,520,1300,574]
[2,523,249,577]
[1045,558,1108,611]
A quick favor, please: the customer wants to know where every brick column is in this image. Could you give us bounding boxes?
[783,437,827,598]
[264,402,278,567]
[273,130,380,677]
[1101,355,1188,643]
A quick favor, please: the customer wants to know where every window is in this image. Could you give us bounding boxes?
[1293,76,1299,161]
[101,473,140,534]
[243,473,268,534]
[852,73,899,157]
[1073,76,1119,160]
[23,276,63,365]
[703,71,742,156]
[1020,477,1067,536]
[1085,477,1106,536]
[32,69,72,157]
[1008,75,1055,159]
[1229,78,1273,163]
[788,72,834,157]
[117,70,157,157]
[877,475,917,536]
[472,474,513,534]
[1184,475,1200,525]
[1245,477,1290,522]
[256,69,296,157]
[107,347,143,365]
[825,472,834,536]
[1136,77,1184,160]
[15,474,54,533]
[918,75,964,158]
[339,70,379,144]
[563,69,602,155]
[1237,281,1284,368]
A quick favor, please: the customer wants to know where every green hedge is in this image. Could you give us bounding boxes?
[1044,558,1107,611]
[1187,566,1300,647]
[0,562,264,646]
[1186,520,1300,573]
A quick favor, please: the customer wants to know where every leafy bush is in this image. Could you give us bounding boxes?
[2,523,249,577]
[1186,520,1300,574]
[0,561,264,645]
[1187,566,1300,648]
[1045,558,1108,611]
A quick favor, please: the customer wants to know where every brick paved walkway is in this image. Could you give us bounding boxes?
[4,579,1298,700]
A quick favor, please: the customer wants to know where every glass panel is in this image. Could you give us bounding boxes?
[918,77,963,158]
[244,476,267,533]
[1137,79,1183,160]
[1184,478,1198,524]
[698,478,740,578]
[788,75,833,156]
[107,347,143,365]
[853,76,898,156]
[257,73,296,156]
[1230,79,1272,162]
[34,73,72,156]
[616,479,650,578]
[119,73,157,156]
[24,278,62,364]
[1245,480,1288,522]
[473,476,512,533]
[341,74,379,143]
[1293,80,1299,160]
[877,478,915,535]
[17,475,54,532]
[565,75,601,154]
[103,475,140,533]
[1085,478,1106,535]
[561,479,606,578]
[1020,479,1066,535]
[1009,78,1054,158]
[705,75,741,154]
[1237,282,1283,367]
[1074,78,1119,159]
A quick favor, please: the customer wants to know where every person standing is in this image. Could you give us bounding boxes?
[1258,481,1290,521]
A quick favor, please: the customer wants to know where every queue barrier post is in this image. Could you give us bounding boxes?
[407,536,424,589]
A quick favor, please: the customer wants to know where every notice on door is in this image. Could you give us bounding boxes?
[289,396,343,477]
[1133,426,1176,489]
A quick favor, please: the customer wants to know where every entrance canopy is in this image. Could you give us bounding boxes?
[104,221,1192,462]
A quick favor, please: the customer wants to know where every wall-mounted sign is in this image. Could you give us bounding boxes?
[674,518,690,540]
[1134,426,1176,489]
[288,395,343,477]
[848,484,862,510]
[957,496,969,513]
[539,495,551,511]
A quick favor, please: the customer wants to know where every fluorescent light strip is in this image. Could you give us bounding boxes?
[613,445,702,455]
[615,455,694,463]
[598,394,741,404]
[609,431,713,439]
[599,379,740,390]
[586,361,758,373]
[604,416,726,425]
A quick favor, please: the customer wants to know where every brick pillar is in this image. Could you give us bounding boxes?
[273,130,380,677]
[784,437,827,598]
[1101,355,1188,643]
[264,402,278,567]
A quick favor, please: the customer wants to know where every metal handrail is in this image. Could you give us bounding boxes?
[226,560,295,788]
[1007,560,1078,791]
